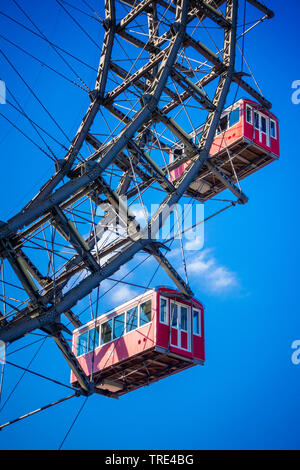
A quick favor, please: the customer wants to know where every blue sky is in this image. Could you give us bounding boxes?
[0,0,299,450]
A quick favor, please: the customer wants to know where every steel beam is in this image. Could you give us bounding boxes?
[44,325,93,395]
[192,0,230,27]
[0,0,238,345]
[205,160,248,203]
[117,0,155,31]
[23,0,116,206]
[145,244,194,297]
[0,1,189,242]
[51,205,99,272]
[0,0,191,343]
[232,73,272,109]
[246,0,274,18]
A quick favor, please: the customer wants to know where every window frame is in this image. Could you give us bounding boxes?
[261,115,267,134]
[193,309,202,337]
[180,305,188,332]
[159,296,169,325]
[76,326,100,357]
[76,330,89,357]
[254,111,260,130]
[126,305,139,332]
[216,114,229,135]
[76,296,154,354]
[228,105,240,128]
[270,119,277,139]
[139,299,152,327]
[170,300,191,332]
[88,326,99,352]
[113,312,126,339]
[170,301,178,328]
[246,104,253,125]
[100,319,113,345]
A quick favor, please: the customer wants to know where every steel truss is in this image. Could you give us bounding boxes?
[0,0,274,396]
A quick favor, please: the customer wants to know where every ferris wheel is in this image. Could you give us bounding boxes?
[0,0,277,438]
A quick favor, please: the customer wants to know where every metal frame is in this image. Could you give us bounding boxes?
[0,0,274,396]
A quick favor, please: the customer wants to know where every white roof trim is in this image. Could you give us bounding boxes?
[73,288,155,333]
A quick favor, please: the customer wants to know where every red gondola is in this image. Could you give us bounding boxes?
[71,287,204,397]
[169,98,280,201]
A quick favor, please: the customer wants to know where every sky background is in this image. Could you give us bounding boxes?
[0,0,299,450]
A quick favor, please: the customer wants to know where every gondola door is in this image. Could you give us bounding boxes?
[254,111,270,148]
[170,301,191,351]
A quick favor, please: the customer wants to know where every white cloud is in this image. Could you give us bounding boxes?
[186,250,214,274]
[206,265,237,292]
[184,235,204,251]
[110,284,137,303]
[131,206,148,223]
[179,248,238,293]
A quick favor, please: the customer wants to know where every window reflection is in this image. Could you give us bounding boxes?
[193,310,201,336]
[140,300,152,326]
[229,106,240,127]
[77,331,88,356]
[171,303,178,327]
[160,297,168,324]
[113,313,125,339]
[101,320,113,345]
[126,306,138,332]
[180,306,188,331]
[77,298,156,355]
[246,105,252,124]
[88,327,99,351]
[270,120,276,138]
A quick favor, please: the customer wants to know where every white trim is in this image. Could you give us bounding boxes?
[76,298,153,356]
[126,304,139,333]
[228,105,241,127]
[270,119,277,139]
[170,300,191,352]
[260,115,267,135]
[76,325,100,357]
[113,312,126,340]
[191,99,243,140]
[246,104,253,125]
[192,309,201,337]
[73,289,155,333]
[254,110,259,130]
[159,296,169,325]
[253,110,271,146]
[100,317,113,346]
[139,298,153,328]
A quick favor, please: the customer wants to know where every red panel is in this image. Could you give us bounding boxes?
[193,335,204,361]
[156,323,170,349]
[210,120,243,156]
[171,328,178,347]
[169,344,193,359]
[181,331,188,350]
[191,305,205,360]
